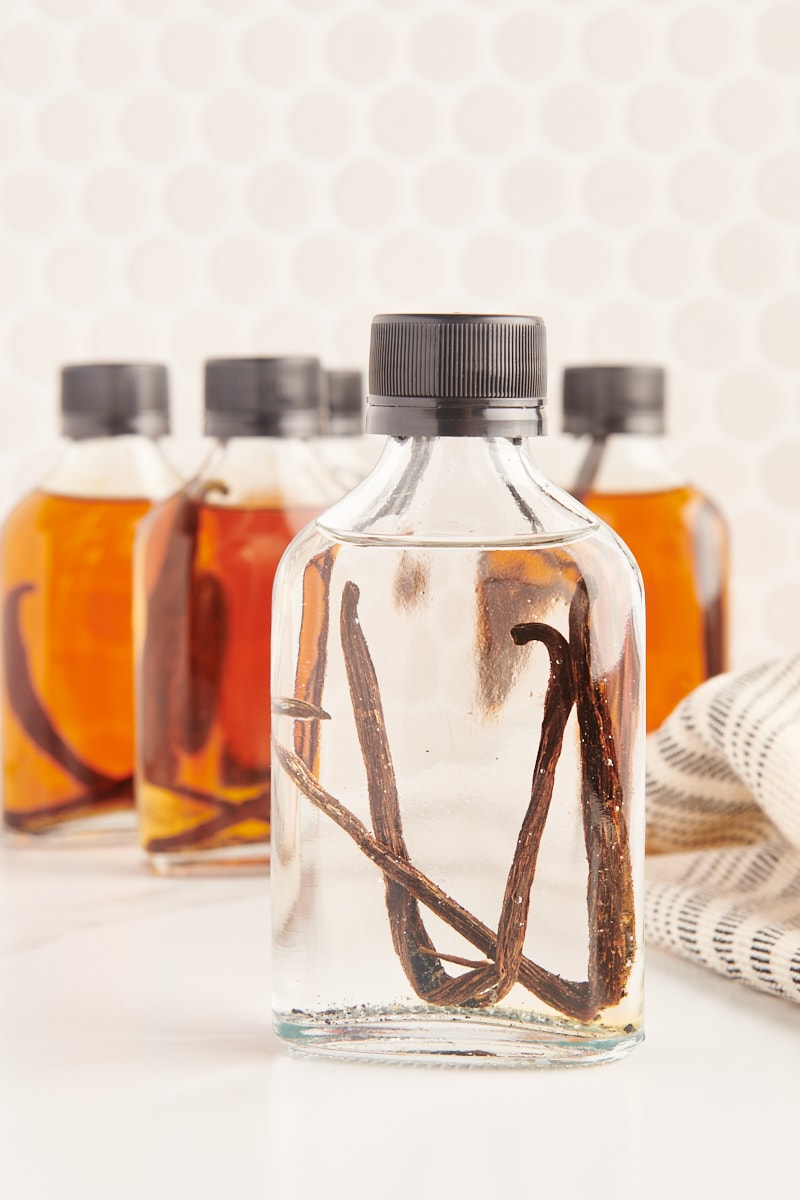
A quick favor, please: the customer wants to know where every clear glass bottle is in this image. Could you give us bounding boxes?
[317,368,384,493]
[554,365,729,733]
[271,315,646,1066]
[135,357,342,876]
[1,362,175,837]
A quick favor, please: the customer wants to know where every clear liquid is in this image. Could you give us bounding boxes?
[271,524,645,1065]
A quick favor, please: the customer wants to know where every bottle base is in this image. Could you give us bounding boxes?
[274,1006,643,1068]
[3,807,136,842]
[145,840,270,877]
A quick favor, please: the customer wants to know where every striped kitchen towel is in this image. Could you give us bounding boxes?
[645,654,800,1004]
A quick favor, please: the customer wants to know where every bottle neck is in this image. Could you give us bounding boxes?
[194,436,344,509]
[42,435,179,501]
[318,435,595,546]
[534,431,687,497]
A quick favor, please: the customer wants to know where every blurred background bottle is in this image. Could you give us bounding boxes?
[134,355,341,876]
[554,365,729,733]
[1,363,175,836]
[317,367,383,493]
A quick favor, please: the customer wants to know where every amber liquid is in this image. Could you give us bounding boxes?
[136,497,320,870]
[1,490,151,833]
[581,485,728,732]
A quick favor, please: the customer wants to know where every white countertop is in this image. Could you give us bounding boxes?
[1,838,798,1200]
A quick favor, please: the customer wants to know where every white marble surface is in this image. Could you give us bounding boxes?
[0,837,798,1200]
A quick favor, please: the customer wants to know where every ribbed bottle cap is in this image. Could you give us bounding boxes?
[60,363,170,439]
[562,365,665,437]
[325,368,364,436]
[204,357,322,438]
[366,313,547,437]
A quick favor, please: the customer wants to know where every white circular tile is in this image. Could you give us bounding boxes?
[540,82,611,154]
[0,100,19,166]
[247,160,316,231]
[732,509,788,579]
[758,297,800,368]
[202,89,272,162]
[204,0,259,13]
[118,91,188,165]
[583,155,655,228]
[628,80,698,153]
[682,440,750,513]
[712,77,788,152]
[163,164,233,236]
[332,303,374,369]
[501,157,571,227]
[756,150,800,224]
[670,152,740,224]
[128,236,196,308]
[8,310,74,379]
[543,228,615,297]
[331,159,401,230]
[0,23,60,94]
[88,306,164,359]
[455,86,523,157]
[760,440,800,511]
[327,12,396,86]
[761,578,800,649]
[292,233,361,305]
[38,94,105,167]
[2,167,69,239]
[157,18,225,92]
[672,298,744,369]
[582,6,652,80]
[74,21,143,93]
[288,89,356,159]
[82,166,150,237]
[458,232,527,302]
[494,9,565,81]
[172,307,246,369]
[714,368,789,439]
[252,304,324,357]
[209,234,277,307]
[714,223,786,294]
[669,5,738,78]
[415,158,486,228]
[585,299,663,361]
[35,0,98,16]
[370,87,441,158]
[239,13,308,89]
[0,241,33,310]
[45,238,112,310]
[630,226,701,296]
[757,1,800,75]
[119,0,166,14]
[373,231,445,301]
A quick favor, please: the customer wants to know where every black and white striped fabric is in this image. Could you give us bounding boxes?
[645,655,800,1004]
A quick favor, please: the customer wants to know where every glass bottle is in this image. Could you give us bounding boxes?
[317,368,384,493]
[1,362,175,836]
[271,314,645,1066]
[555,365,728,733]
[135,357,342,876]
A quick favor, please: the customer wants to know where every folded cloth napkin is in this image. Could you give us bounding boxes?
[645,655,800,1004]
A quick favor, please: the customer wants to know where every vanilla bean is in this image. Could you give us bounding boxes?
[272,739,597,1021]
[3,775,133,833]
[569,577,636,1009]
[143,791,268,855]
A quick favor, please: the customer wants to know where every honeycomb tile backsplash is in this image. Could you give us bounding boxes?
[0,0,798,668]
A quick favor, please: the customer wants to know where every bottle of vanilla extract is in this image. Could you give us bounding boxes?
[1,363,175,836]
[558,365,729,732]
[270,315,646,1066]
[135,356,341,875]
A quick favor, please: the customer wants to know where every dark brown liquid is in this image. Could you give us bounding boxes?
[2,490,150,832]
[136,496,320,862]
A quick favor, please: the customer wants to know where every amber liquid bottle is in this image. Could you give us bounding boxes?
[135,356,341,875]
[557,365,729,733]
[1,363,175,835]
